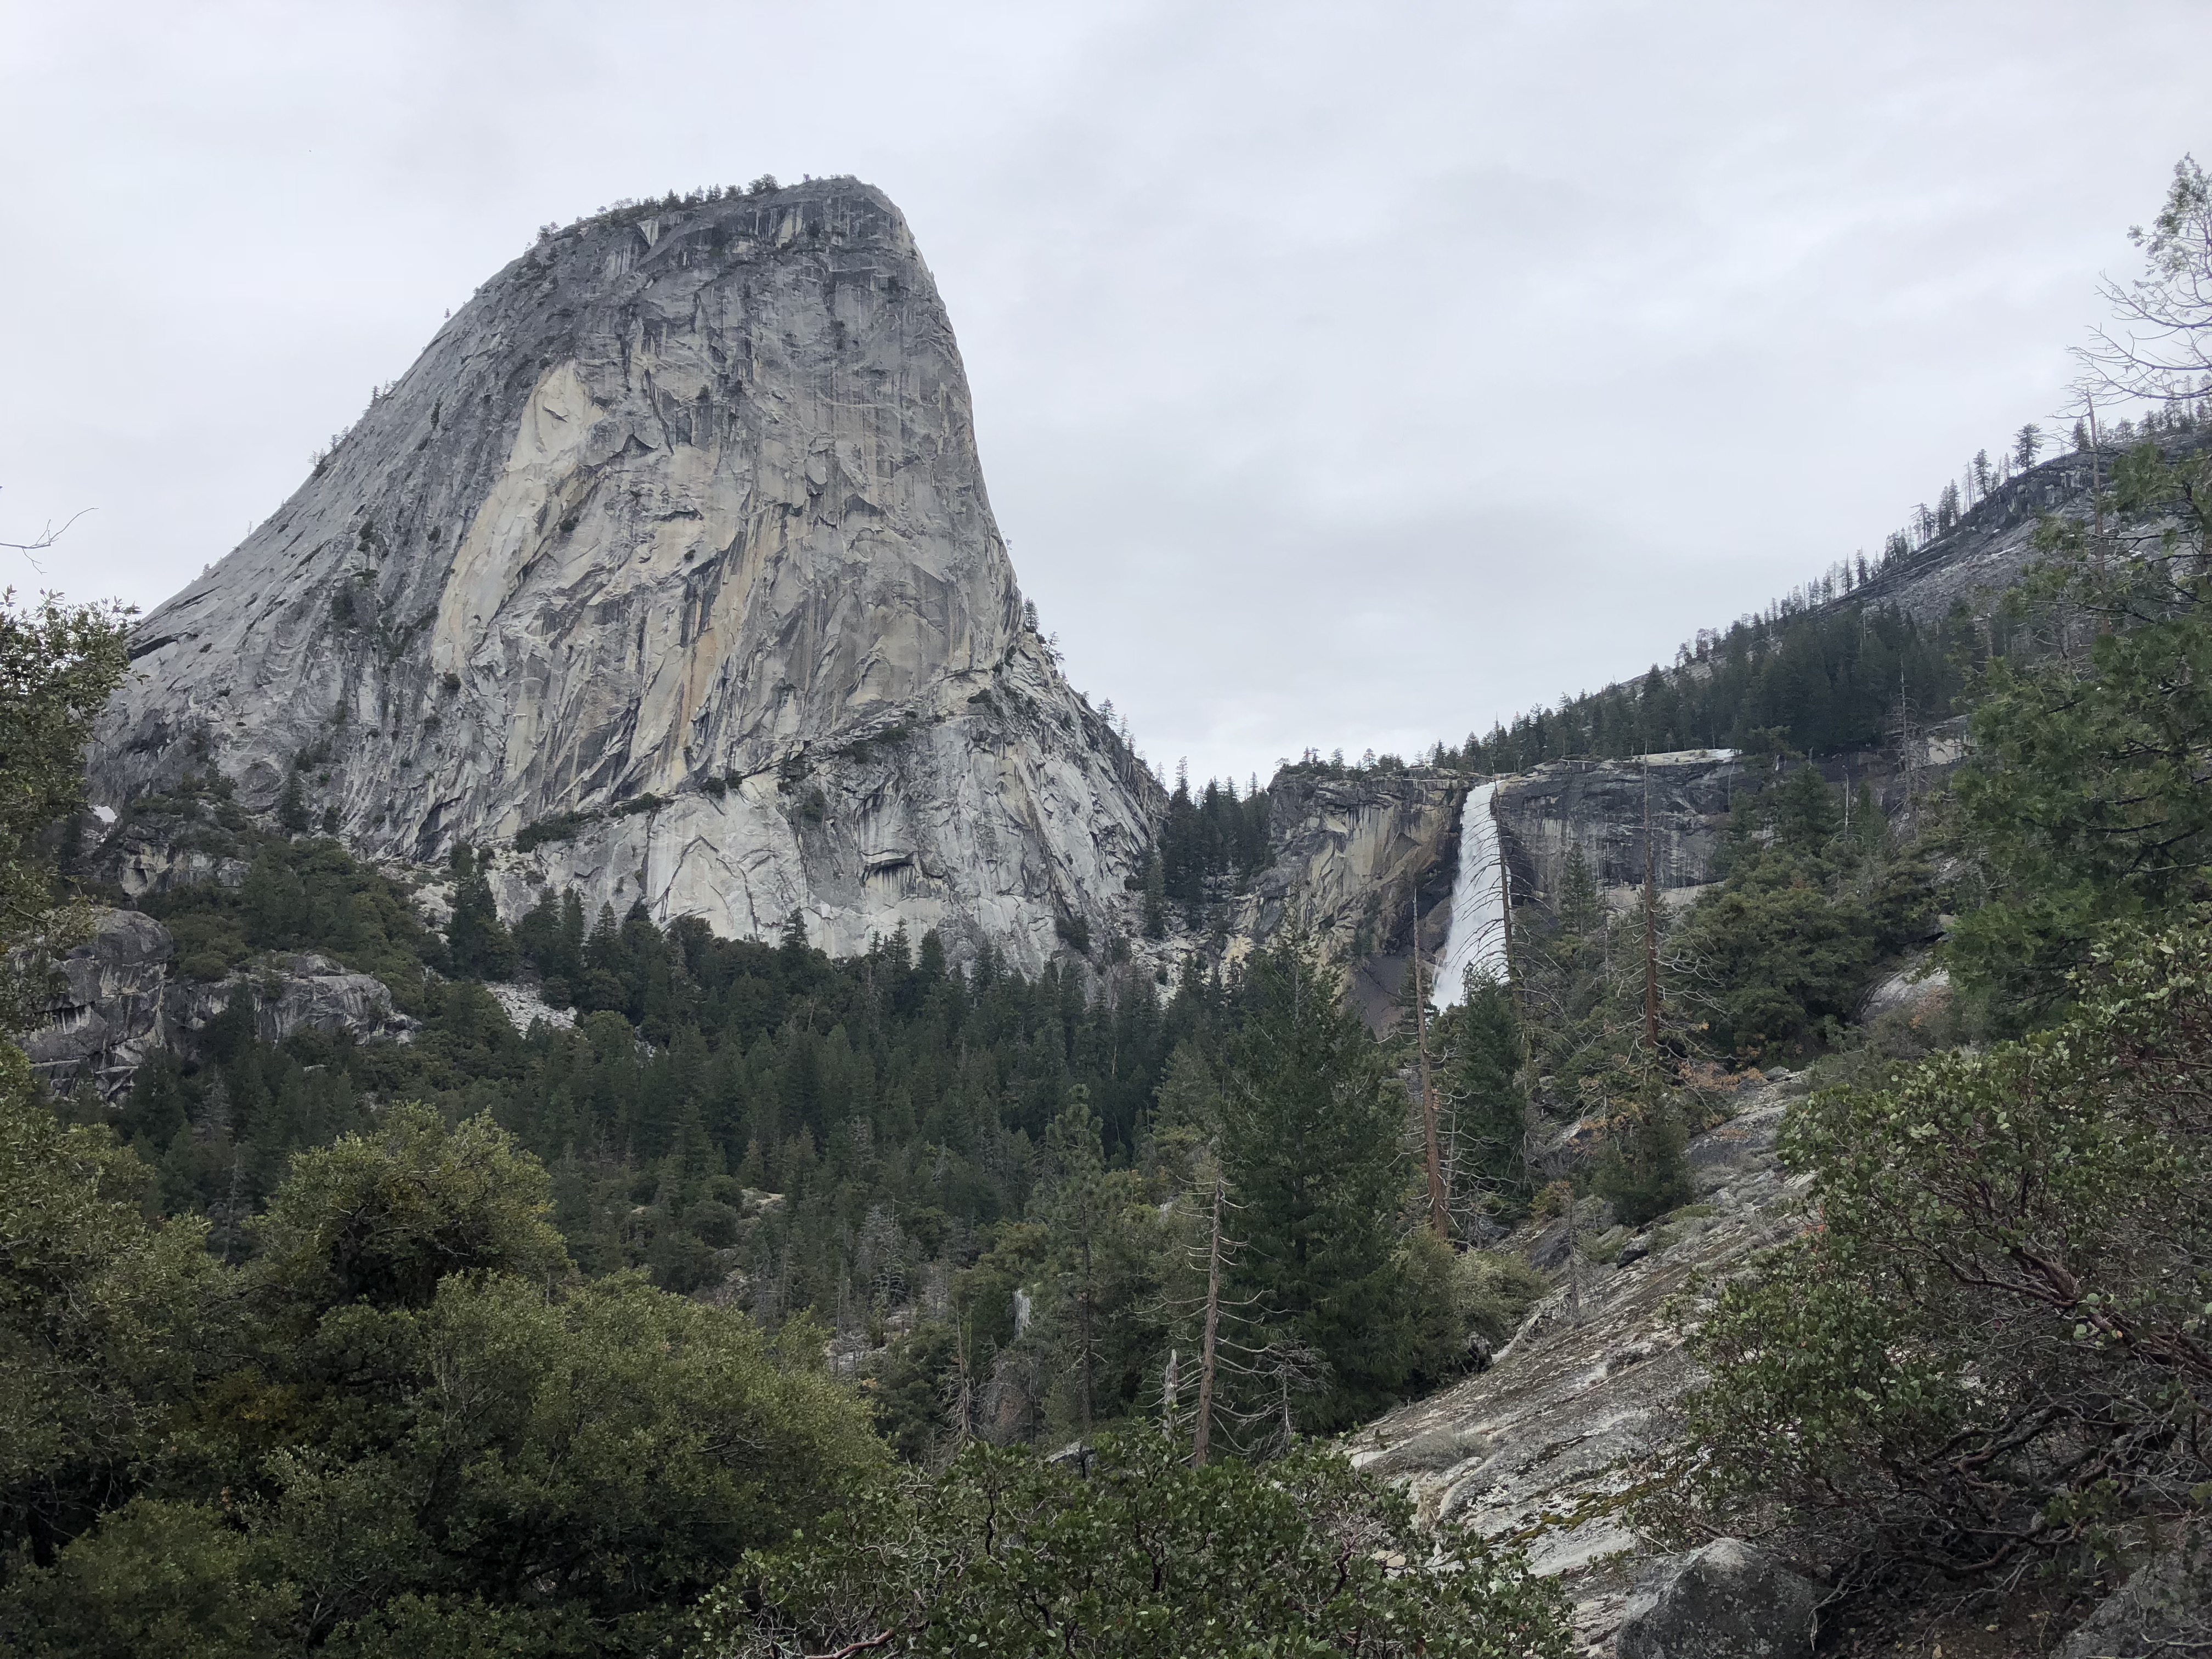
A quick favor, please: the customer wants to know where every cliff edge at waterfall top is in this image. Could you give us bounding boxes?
[91,178,1158,970]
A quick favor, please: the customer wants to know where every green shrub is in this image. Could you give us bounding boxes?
[700,1429,1570,1658]
[1455,1248,1551,1347]
[514,810,595,852]
[1650,912,2212,1589]
[1592,1097,1692,1226]
[0,1100,885,1658]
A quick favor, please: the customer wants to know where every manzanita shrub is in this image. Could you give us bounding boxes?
[1650,912,2212,1590]
[699,1427,1571,1658]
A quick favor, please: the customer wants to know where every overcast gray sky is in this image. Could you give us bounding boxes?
[5,1,2207,786]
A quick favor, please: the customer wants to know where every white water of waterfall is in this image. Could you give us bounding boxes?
[1431,781,1509,1010]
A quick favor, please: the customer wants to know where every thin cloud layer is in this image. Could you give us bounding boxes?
[3,0,2205,785]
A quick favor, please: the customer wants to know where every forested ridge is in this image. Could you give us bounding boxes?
[8,155,2212,1657]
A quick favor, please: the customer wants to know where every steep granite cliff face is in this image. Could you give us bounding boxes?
[92,179,1158,970]
[1492,753,1749,916]
[1352,1074,1807,1654]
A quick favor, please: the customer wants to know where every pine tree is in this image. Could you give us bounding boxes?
[1142,853,1168,940]
[1772,760,1840,851]
[1438,977,1527,1210]
[1936,479,1961,533]
[446,843,517,980]
[1593,1081,1692,1227]
[1218,921,1420,1429]
[1556,845,1601,938]
[278,771,310,834]
[1038,1092,1109,1437]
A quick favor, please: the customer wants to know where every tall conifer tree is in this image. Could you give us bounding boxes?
[1220,922,1419,1429]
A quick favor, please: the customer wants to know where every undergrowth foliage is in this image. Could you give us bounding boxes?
[699,1429,1570,1659]
[1649,914,2212,1592]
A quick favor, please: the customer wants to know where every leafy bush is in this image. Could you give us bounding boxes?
[0,1046,230,1567]
[699,1429,1570,1658]
[1650,913,2212,1593]
[0,1099,884,1657]
[0,593,132,1028]
[1455,1248,1552,1348]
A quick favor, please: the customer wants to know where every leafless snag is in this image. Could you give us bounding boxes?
[2074,156,2212,412]
[0,488,94,574]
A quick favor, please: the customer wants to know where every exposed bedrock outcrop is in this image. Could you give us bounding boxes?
[1491,752,1751,916]
[1615,1538,1818,1659]
[86,809,253,899]
[20,910,412,1100]
[2056,1527,2212,1659]
[19,909,176,1101]
[1351,1077,1807,1652]
[163,952,416,1054]
[91,178,1158,973]
[1244,760,1757,1025]
[1227,772,1464,958]
[1850,429,2211,627]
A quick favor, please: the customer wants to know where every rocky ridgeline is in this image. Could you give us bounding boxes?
[74,168,2006,1037]
[92,178,1158,973]
[1852,428,2212,627]
[35,737,1959,1100]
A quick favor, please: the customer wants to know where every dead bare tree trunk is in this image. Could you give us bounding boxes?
[2089,394,2108,585]
[1412,890,1448,1238]
[1642,767,1661,1052]
[952,1324,974,1451]
[1079,1229,1094,1440]
[1194,1174,1225,1468]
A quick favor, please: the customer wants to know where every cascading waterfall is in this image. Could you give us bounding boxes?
[1430,781,1510,1010]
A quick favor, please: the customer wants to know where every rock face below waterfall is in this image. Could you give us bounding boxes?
[1247,758,1778,1030]
[90,179,1157,972]
[1212,770,1462,1026]
[1244,772,1460,952]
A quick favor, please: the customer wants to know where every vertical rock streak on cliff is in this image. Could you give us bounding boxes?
[1432,782,1508,1008]
[91,180,1160,969]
